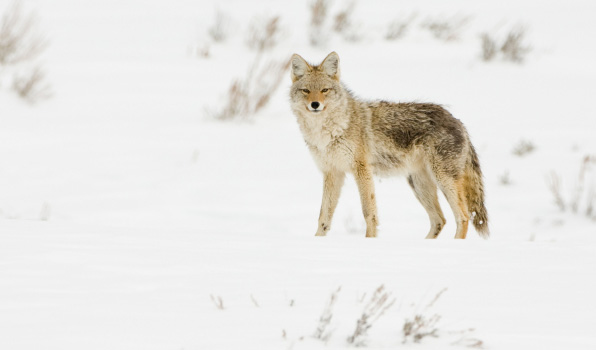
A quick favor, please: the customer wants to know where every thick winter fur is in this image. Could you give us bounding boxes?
[289,52,489,239]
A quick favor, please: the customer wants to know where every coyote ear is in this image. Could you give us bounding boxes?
[320,51,340,80]
[291,54,311,82]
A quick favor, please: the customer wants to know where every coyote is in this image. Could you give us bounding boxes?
[289,52,488,239]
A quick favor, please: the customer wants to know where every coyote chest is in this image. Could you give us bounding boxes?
[299,117,355,172]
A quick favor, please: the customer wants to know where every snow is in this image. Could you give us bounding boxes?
[1,0,596,349]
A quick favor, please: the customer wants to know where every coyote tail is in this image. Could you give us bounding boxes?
[464,145,489,238]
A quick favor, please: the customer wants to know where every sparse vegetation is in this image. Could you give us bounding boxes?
[547,155,596,219]
[250,294,260,307]
[402,288,483,347]
[0,2,51,103]
[512,139,536,157]
[450,328,485,348]
[402,289,445,343]
[313,287,341,342]
[331,1,365,43]
[0,2,47,65]
[547,171,566,212]
[499,170,512,186]
[309,0,330,47]
[347,285,396,346]
[11,65,51,103]
[421,15,471,41]
[403,313,441,343]
[385,13,417,41]
[333,2,355,33]
[480,26,531,63]
[192,43,210,59]
[480,33,498,61]
[246,15,282,51]
[210,294,225,310]
[208,10,231,43]
[213,54,290,121]
[500,26,531,63]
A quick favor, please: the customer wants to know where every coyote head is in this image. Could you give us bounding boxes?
[289,52,343,115]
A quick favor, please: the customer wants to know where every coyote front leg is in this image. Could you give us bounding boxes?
[315,171,345,236]
[354,161,378,237]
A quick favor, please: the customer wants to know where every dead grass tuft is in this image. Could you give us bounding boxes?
[421,15,471,42]
[11,65,51,103]
[0,2,47,65]
[402,288,447,344]
[309,0,330,47]
[480,33,498,61]
[385,13,417,41]
[512,139,536,157]
[246,15,282,51]
[481,26,531,63]
[498,170,512,186]
[210,294,224,310]
[333,2,355,33]
[208,10,231,43]
[214,54,290,121]
[500,26,531,63]
[547,155,596,219]
[347,285,396,346]
[313,286,341,342]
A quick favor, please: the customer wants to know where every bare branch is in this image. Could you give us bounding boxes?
[11,65,52,104]
[0,2,48,65]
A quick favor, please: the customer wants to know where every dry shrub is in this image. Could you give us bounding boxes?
[313,287,341,342]
[208,10,231,43]
[0,2,47,65]
[246,15,282,51]
[334,2,363,42]
[402,287,447,344]
[210,294,224,310]
[450,328,485,348]
[309,0,330,47]
[403,314,441,343]
[512,139,535,157]
[480,33,498,61]
[547,155,596,219]
[385,13,417,41]
[11,66,51,103]
[547,171,566,212]
[421,15,471,41]
[498,170,512,186]
[480,26,531,63]
[0,2,50,103]
[310,0,329,28]
[214,54,290,121]
[347,285,396,346]
[500,26,531,63]
[192,43,210,59]
[333,2,355,33]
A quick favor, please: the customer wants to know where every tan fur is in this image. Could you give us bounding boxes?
[290,52,489,239]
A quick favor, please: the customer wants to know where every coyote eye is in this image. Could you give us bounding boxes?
[301,89,310,94]
[321,88,329,93]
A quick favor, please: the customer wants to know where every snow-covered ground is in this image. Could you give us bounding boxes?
[1,0,596,349]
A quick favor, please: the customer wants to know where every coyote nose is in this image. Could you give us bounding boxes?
[311,101,320,109]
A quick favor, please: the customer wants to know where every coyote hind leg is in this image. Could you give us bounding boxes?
[436,176,470,239]
[407,169,446,239]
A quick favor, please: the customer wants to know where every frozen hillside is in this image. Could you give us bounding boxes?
[1,0,595,349]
